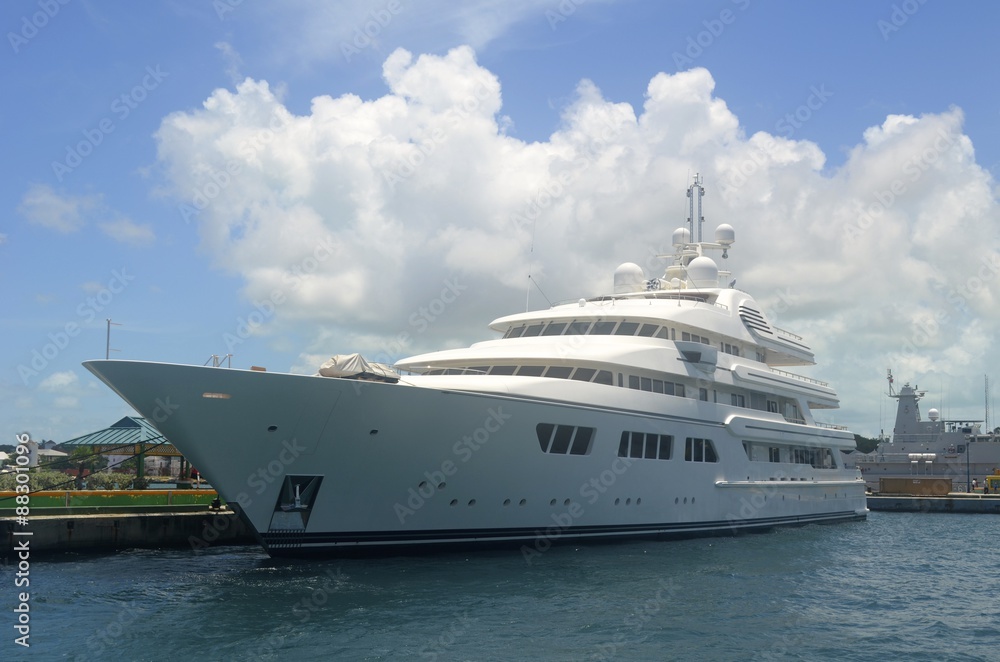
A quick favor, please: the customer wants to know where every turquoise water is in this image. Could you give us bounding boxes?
[10,511,1000,661]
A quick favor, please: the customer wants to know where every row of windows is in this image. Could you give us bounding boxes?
[504,319,672,340]
[543,427,717,464]
[425,365,614,385]
[681,331,712,346]
[618,431,674,460]
[504,319,726,350]
[625,374,686,397]
[742,441,837,468]
[538,428,839,470]
[536,424,596,456]
[425,362,801,423]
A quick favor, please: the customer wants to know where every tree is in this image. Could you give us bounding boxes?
[853,435,880,454]
[63,447,108,488]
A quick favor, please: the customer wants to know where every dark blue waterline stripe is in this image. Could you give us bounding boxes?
[261,511,861,549]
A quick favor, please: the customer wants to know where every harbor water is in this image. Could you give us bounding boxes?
[8,511,999,661]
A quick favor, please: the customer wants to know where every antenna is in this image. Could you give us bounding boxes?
[686,173,706,242]
[105,319,122,359]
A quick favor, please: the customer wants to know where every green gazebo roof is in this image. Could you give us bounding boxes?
[61,416,181,456]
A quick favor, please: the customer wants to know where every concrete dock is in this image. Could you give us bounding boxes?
[867,493,1000,514]
[2,508,255,557]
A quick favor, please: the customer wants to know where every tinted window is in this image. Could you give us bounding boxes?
[591,321,617,335]
[542,322,566,336]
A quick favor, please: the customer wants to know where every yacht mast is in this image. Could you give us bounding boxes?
[687,173,706,242]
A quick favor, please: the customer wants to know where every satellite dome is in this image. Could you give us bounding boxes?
[614,262,645,294]
[928,408,939,421]
[672,227,691,248]
[715,224,735,246]
[687,256,719,288]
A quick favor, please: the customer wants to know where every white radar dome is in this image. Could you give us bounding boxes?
[614,262,645,294]
[672,227,691,248]
[715,224,735,246]
[687,256,719,288]
[928,408,939,421]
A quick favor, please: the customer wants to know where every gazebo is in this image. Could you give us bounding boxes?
[60,416,191,480]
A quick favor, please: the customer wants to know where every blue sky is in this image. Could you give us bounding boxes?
[3,0,999,443]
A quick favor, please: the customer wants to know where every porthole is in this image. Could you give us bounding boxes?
[550,498,557,506]
[438,482,446,489]
[683,497,687,504]
[267,425,278,432]
[626,498,631,505]
[519,499,526,506]
[450,499,458,506]
[468,499,476,506]
[615,498,621,505]
[563,498,570,506]
[418,481,428,489]
[369,429,378,435]
[503,499,511,506]
[674,497,679,504]
[636,498,641,505]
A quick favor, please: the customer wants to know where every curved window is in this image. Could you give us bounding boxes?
[505,325,526,339]
[537,423,595,456]
[615,322,639,336]
[522,323,544,337]
[591,321,617,335]
[542,322,567,336]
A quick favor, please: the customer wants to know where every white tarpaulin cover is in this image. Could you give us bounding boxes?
[317,353,400,382]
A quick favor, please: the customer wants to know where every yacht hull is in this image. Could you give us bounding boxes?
[84,360,867,557]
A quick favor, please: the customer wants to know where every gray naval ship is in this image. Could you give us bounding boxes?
[856,371,1000,492]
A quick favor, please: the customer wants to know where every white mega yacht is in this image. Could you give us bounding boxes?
[85,178,868,557]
